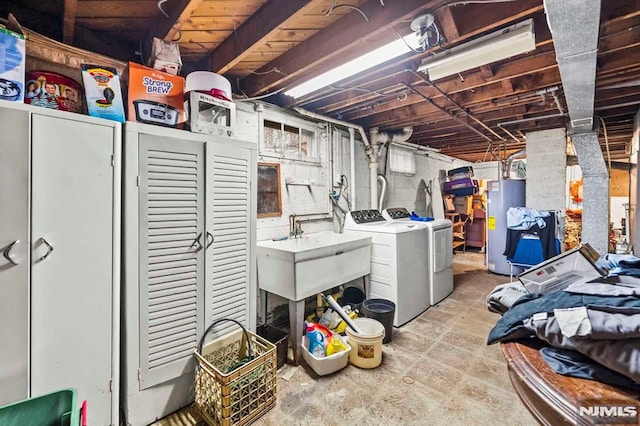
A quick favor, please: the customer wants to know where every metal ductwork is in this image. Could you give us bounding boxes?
[545,0,608,254]
[503,148,526,179]
[543,0,600,133]
[378,174,389,211]
[369,127,413,210]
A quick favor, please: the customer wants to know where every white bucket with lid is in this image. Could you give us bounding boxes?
[345,317,385,368]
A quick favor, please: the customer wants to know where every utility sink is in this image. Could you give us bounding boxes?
[257,231,372,301]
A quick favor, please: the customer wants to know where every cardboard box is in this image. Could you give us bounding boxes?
[517,243,605,294]
[127,62,185,127]
[81,64,125,122]
[0,27,26,102]
[185,91,236,137]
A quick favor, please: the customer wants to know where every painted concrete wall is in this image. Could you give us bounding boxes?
[381,146,468,218]
[472,161,501,182]
[239,101,468,323]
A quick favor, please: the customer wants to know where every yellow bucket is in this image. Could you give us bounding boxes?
[345,318,385,368]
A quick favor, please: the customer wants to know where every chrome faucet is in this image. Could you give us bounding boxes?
[289,214,304,238]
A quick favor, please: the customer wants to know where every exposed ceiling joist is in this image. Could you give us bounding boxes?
[240,0,435,96]
[63,0,77,44]
[209,0,315,74]
[147,0,204,42]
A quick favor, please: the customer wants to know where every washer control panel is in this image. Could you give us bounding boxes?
[349,209,386,224]
[385,207,411,219]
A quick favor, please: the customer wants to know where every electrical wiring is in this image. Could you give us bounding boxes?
[235,85,290,102]
[238,67,286,76]
[443,0,523,7]
[392,28,426,54]
[157,0,170,18]
[331,5,370,22]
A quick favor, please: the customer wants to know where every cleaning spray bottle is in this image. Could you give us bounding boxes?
[306,323,326,358]
[326,336,347,356]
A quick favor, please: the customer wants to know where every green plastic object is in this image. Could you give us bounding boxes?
[0,388,80,426]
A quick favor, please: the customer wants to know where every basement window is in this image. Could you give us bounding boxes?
[389,144,416,175]
[262,119,319,162]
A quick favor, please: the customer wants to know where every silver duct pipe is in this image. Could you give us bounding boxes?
[503,148,526,179]
[369,127,413,210]
[378,174,389,211]
[544,0,600,132]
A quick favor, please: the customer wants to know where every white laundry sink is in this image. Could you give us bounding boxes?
[257,231,372,300]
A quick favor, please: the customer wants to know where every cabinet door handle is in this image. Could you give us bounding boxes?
[206,231,214,249]
[190,232,204,253]
[3,239,20,265]
[37,237,54,262]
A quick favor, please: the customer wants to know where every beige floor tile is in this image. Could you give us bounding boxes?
[152,250,535,426]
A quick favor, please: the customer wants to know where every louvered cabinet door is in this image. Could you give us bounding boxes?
[138,135,205,388]
[205,142,256,336]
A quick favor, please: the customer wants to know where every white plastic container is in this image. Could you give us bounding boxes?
[345,318,385,369]
[301,335,351,376]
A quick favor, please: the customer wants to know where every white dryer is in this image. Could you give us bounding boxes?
[382,208,454,306]
[343,210,429,326]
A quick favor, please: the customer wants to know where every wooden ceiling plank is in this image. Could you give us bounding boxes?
[240,0,436,95]
[435,7,459,41]
[346,68,561,124]
[146,0,204,42]
[209,0,317,74]
[300,29,556,112]
[480,65,494,80]
[63,0,78,44]
[450,0,542,38]
[77,1,160,18]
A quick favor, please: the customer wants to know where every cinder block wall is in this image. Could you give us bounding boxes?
[382,149,468,218]
[526,128,567,211]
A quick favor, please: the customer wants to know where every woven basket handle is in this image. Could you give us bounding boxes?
[198,318,253,359]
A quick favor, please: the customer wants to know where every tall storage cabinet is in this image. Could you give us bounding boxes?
[0,101,121,425]
[122,123,257,426]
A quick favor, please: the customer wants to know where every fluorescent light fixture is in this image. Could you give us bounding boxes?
[285,34,419,99]
[417,18,535,81]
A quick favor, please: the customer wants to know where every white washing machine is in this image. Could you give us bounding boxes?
[343,209,430,326]
[382,207,454,306]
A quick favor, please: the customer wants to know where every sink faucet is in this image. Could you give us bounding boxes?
[289,214,304,238]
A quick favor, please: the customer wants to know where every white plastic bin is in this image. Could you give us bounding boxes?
[301,335,351,375]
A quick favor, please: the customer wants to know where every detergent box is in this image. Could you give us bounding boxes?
[0,27,26,102]
[127,62,185,127]
[81,64,125,122]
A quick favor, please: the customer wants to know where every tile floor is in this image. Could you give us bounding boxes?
[154,250,535,425]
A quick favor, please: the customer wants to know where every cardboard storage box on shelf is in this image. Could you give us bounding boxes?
[0,27,26,102]
[81,64,125,122]
[127,61,185,127]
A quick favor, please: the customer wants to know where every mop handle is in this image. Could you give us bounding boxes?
[321,292,363,334]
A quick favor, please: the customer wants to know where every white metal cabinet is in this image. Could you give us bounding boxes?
[0,100,121,426]
[122,123,256,426]
[0,106,30,404]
